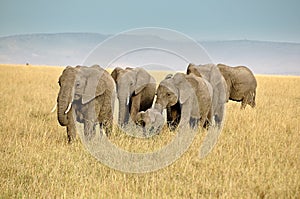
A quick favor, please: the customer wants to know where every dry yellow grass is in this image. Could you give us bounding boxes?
[0,64,299,198]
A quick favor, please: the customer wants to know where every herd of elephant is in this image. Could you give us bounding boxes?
[55,63,257,143]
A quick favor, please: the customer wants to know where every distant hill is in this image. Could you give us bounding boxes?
[201,40,300,75]
[0,33,107,66]
[0,33,299,75]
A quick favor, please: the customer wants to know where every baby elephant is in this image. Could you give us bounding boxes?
[136,108,164,137]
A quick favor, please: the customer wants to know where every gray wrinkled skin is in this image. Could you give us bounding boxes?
[187,63,227,125]
[57,65,115,143]
[217,63,257,109]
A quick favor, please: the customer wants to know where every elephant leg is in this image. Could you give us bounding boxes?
[241,90,257,109]
[130,94,142,122]
[83,101,97,140]
[84,120,96,140]
[247,91,256,108]
[96,96,113,137]
[189,118,199,129]
[97,123,107,138]
[241,95,249,109]
[203,108,213,129]
[241,101,247,109]
[167,107,176,131]
[105,100,114,136]
[166,106,174,130]
[103,119,113,137]
[198,114,207,129]
[107,92,115,135]
[200,103,212,128]
[215,103,225,126]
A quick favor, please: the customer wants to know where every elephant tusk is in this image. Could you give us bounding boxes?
[50,104,57,113]
[65,103,72,114]
[126,96,130,106]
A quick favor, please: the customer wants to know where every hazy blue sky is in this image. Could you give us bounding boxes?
[1,0,299,42]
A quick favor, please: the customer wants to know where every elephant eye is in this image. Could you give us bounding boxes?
[75,81,80,87]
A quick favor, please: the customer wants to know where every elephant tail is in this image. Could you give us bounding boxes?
[251,90,256,108]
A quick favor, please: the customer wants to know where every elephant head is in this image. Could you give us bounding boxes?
[135,111,147,127]
[111,67,156,126]
[57,65,108,127]
[136,108,164,137]
[154,73,195,115]
[136,108,162,127]
[155,74,179,112]
[154,73,198,129]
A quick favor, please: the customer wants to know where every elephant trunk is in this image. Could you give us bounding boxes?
[57,86,74,126]
[154,94,169,114]
[154,103,163,114]
[118,95,130,126]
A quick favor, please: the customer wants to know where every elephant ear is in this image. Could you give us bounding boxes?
[164,74,173,79]
[125,67,134,70]
[191,67,202,77]
[187,64,204,79]
[135,68,153,94]
[111,67,124,83]
[173,73,190,104]
[82,68,106,104]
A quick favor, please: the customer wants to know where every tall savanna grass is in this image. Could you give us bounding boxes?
[0,64,299,198]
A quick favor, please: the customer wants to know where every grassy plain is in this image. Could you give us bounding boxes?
[0,64,299,198]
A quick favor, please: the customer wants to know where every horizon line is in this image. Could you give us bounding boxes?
[0,32,299,45]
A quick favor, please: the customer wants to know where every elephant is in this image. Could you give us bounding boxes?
[56,65,115,143]
[135,108,164,137]
[217,63,257,109]
[111,67,156,127]
[154,72,213,130]
[186,63,227,126]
